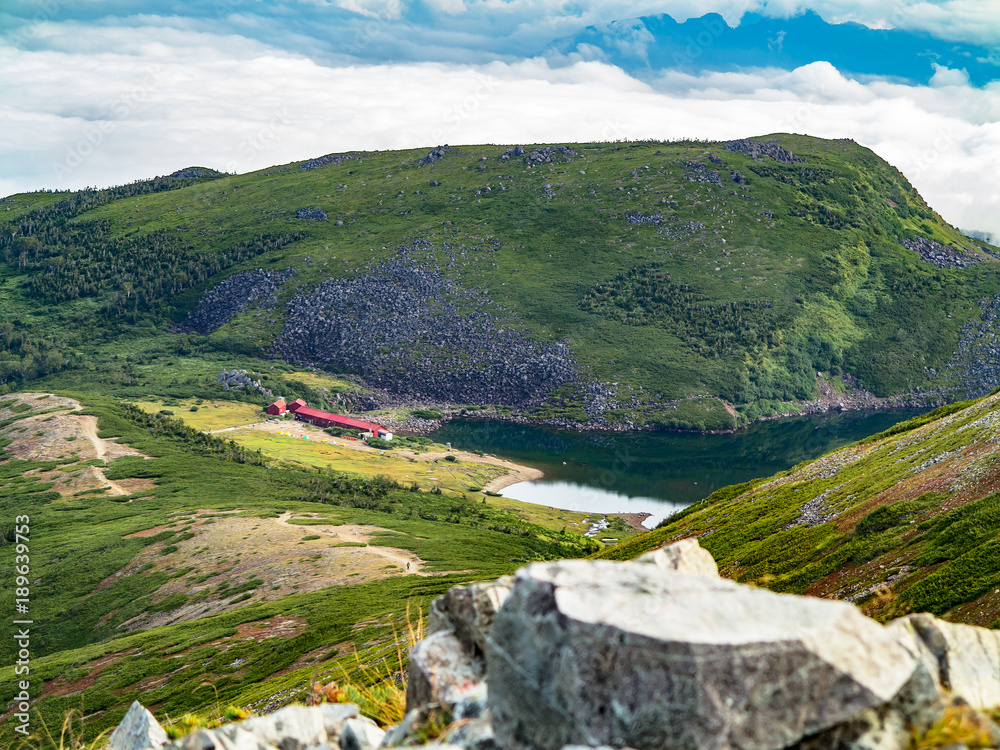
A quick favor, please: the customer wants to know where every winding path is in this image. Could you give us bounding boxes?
[275,511,425,575]
[80,416,129,496]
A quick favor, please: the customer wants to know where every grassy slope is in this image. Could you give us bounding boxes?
[595,392,1000,628]
[2,135,998,430]
[0,394,598,747]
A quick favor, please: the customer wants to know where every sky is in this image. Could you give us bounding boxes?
[2,0,999,238]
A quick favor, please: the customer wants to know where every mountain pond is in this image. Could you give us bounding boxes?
[430,408,929,529]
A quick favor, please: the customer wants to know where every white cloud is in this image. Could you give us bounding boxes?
[930,62,971,87]
[1,21,998,239]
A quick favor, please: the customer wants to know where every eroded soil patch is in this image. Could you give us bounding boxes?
[104,510,426,632]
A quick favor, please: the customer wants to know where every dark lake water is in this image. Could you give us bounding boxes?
[430,408,928,527]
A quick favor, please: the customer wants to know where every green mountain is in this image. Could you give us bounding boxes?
[598,390,1000,627]
[3,135,999,430]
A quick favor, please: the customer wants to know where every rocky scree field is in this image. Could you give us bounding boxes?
[2,135,1000,431]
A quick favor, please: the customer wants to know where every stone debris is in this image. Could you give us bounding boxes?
[625,211,663,225]
[784,483,846,529]
[111,539,1000,750]
[724,138,802,163]
[270,253,577,405]
[941,293,1000,397]
[902,237,980,269]
[419,145,454,165]
[501,145,576,165]
[296,207,328,221]
[683,161,723,185]
[300,152,362,171]
[167,168,212,179]
[215,369,274,398]
[175,268,296,335]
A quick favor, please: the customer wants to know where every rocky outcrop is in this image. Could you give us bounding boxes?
[300,152,362,171]
[167,167,215,179]
[216,368,274,398]
[419,146,454,165]
[500,145,576,165]
[296,207,328,221]
[724,138,801,163]
[175,268,296,335]
[902,237,981,269]
[387,538,1000,750]
[270,254,577,405]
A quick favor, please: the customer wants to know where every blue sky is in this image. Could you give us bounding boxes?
[2,0,999,236]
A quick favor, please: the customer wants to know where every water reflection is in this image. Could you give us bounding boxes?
[431,408,927,517]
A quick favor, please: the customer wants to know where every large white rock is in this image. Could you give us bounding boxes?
[109,701,169,750]
[636,537,719,578]
[340,716,385,750]
[891,613,1000,709]
[486,560,925,750]
[166,703,358,750]
[405,631,487,718]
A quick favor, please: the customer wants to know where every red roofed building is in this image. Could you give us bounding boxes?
[292,405,392,440]
[287,398,307,413]
[266,399,287,416]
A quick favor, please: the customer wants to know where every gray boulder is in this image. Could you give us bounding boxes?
[340,717,385,750]
[428,579,512,655]
[635,538,719,577]
[486,560,931,750]
[109,701,168,750]
[890,613,1000,709]
[405,631,487,718]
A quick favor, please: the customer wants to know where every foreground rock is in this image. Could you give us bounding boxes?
[166,703,378,750]
[109,701,168,750]
[389,538,1000,750]
[486,559,934,750]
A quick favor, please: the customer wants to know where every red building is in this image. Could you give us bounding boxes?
[292,405,391,439]
[287,398,307,413]
[266,399,287,416]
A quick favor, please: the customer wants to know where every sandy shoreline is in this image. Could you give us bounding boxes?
[610,512,654,532]
[483,464,544,493]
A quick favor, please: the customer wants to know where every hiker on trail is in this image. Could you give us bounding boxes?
[406,562,410,571]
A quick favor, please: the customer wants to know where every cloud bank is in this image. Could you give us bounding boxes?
[1,17,997,238]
